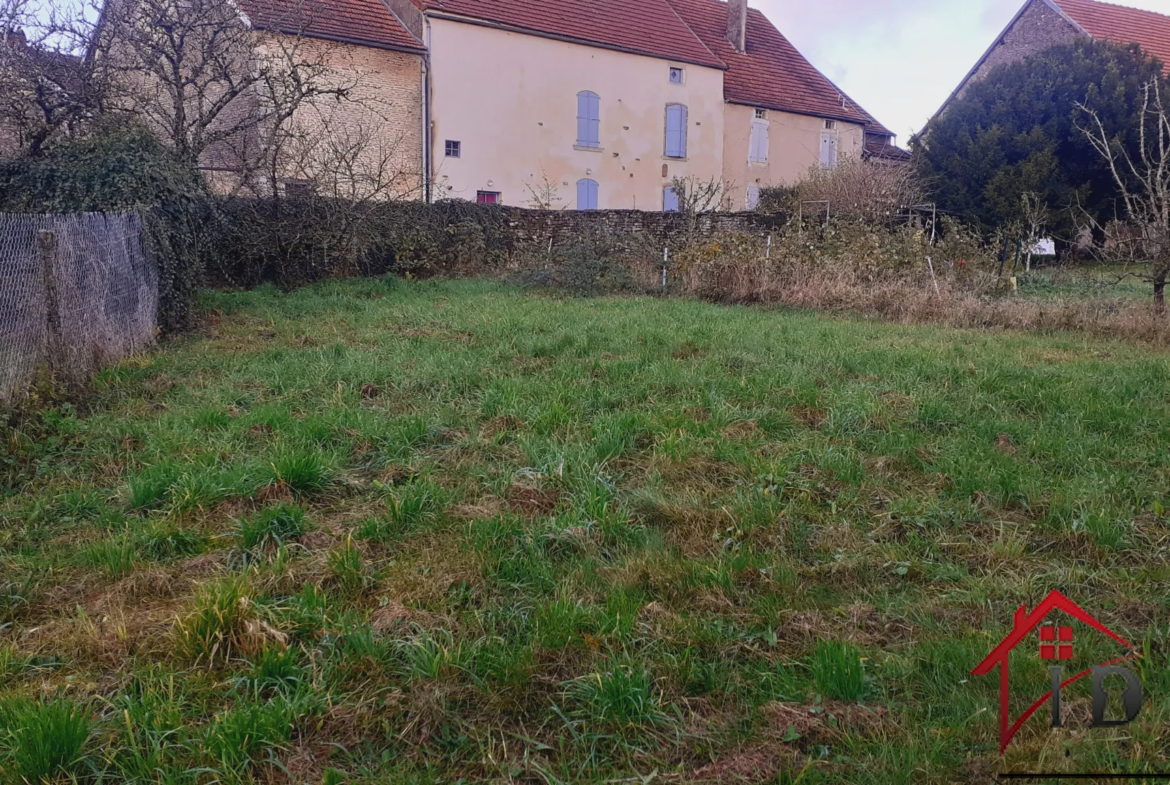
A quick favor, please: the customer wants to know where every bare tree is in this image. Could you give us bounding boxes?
[0,0,107,156]
[1079,80,1170,313]
[93,0,349,178]
[524,166,563,210]
[794,154,926,224]
[1019,191,1049,272]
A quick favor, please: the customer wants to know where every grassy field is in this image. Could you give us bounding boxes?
[3,278,1170,784]
[1017,264,1153,302]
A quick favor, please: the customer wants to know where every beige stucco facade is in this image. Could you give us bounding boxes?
[427,17,725,210]
[722,103,865,209]
[253,35,425,200]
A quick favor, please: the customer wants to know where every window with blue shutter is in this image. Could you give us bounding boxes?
[665,104,687,158]
[577,91,600,148]
[576,178,598,210]
[663,185,681,212]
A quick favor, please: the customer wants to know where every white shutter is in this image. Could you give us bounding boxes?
[665,104,688,158]
[749,121,768,164]
[745,185,760,210]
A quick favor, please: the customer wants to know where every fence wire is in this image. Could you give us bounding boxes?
[0,213,157,402]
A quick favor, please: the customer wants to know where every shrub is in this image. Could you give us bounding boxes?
[0,123,214,333]
[0,698,90,783]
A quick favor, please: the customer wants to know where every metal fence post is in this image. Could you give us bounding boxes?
[37,230,62,376]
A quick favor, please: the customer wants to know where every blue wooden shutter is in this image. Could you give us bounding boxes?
[577,178,598,210]
[577,91,600,147]
[663,186,680,212]
[665,104,688,158]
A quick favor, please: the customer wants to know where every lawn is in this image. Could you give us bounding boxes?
[3,278,1170,784]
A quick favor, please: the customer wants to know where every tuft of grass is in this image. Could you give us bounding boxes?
[565,658,671,731]
[135,520,207,561]
[237,646,304,697]
[127,462,182,511]
[359,482,441,543]
[0,576,33,626]
[266,449,335,497]
[327,536,366,595]
[236,503,308,550]
[174,578,256,666]
[811,640,867,702]
[78,538,138,578]
[0,698,90,783]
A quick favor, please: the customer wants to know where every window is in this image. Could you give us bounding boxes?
[819,132,838,169]
[477,191,501,205]
[577,91,600,148]
[754,108,767,120]
[444,140,461,158]
[669,66,684,84]
[663,185,681,212]
[749,118,768,164]
[824,119,836,130]
[665,104,687,158]
[576,178,599,210]
[745,184,760,210]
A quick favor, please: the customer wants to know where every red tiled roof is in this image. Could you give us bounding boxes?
[668,0,892,136]
[239,0,425,53]
[1054,0,1170,76]
[409,0,726,69]
[864,135,911,161]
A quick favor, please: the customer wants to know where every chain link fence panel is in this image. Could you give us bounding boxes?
[0,213,157,402]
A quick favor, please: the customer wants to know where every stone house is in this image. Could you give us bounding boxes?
[935,0,1170,118]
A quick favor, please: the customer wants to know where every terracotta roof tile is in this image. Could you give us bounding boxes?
[668,0,893,136]
[1054,0,1170,76]
[410,0,726,69]
[239,0,425,53]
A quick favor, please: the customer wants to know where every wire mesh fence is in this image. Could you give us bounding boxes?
[0,213,157,403]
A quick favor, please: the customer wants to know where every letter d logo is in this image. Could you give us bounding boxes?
[1091,666,1142,727]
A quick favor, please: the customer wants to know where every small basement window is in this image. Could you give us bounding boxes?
[669,66,684,84]
[445,140,461,158]
[476,191,501,205]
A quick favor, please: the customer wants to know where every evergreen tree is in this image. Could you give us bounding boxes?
[914,39,1167,238]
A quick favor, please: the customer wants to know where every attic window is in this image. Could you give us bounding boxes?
[754,108,766,120]
[824,119,836,130]
[669,67,684,85]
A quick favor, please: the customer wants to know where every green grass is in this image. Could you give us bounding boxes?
[2,277,1170,782]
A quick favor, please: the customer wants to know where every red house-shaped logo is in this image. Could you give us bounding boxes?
[972,591,1141,753]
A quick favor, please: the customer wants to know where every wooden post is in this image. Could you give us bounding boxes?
[37,230,62,376]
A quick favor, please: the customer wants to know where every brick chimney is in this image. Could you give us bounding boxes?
[726,0,747,53]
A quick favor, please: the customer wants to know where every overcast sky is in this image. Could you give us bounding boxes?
[754,0,1170,144]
